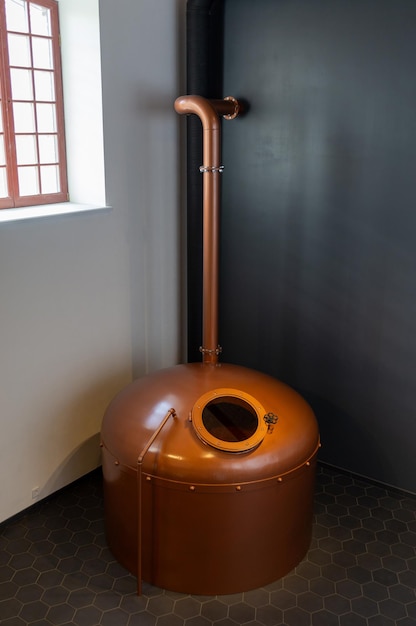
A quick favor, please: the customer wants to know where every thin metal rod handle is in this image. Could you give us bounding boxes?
[136,408,177,595]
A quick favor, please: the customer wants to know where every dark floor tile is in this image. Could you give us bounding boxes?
[373,568,399,586]
[173,596,201,618]
[228,601,255,622]
[296,590,324,612]
[19,599,49,622]
[283,573,309,593]
[336,579,362,599]
[185,616,212,626]
[310,576,336,597]
[284,606,311,626]
[256,603,284,626]
[200,598,228,621]
[340,611,367,626]
[324,593,351,615]
[156,615,183,626]
[72,604,102,626]
[243,588,270,607]
[46,602,76,624]
[312,609,340,626]
[100,607,130,626]
[147,594,175,617]
[350,595,378,618]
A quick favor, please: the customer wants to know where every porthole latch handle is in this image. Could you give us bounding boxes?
[264,412,279,433]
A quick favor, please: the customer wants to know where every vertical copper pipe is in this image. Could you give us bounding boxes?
[174,95,239,364]
[136,408,177,595]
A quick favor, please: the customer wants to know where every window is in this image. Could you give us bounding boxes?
[0,0,67,209]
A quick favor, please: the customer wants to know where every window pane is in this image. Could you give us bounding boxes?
[0,167,8,197]
[29,2,51,36]
[10,68,33,100]
[0,135,7,165]
[38,134,57,163]
[18,165,39,195]
[8,33,31,67]
[16,134,38,165]
[3,0,67,205]
[5,0,29,34]
[40,164,59,193]
[13,102,35,132]
[34,70,55,101]
[36,102,56,132]
[32,36,53,69]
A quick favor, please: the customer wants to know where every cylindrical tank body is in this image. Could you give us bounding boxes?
[101,362,320,595]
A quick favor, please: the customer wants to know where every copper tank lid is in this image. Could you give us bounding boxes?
[101,362,319,485]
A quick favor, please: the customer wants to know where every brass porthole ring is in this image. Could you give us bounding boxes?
[191,388,268,453]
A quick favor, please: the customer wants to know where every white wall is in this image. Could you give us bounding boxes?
[0,0,185,522]
[99,0,185,378]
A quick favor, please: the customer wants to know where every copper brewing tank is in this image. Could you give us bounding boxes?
[101,96,320,596]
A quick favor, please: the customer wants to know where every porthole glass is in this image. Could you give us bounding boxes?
[202,398,258,442]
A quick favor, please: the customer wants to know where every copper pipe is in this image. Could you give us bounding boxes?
[174,95,240,364]
[136,407,176,595]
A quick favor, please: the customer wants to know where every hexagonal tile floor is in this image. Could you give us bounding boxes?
[0,465,415,625]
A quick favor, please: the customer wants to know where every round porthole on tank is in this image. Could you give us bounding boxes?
[192,388,268,452]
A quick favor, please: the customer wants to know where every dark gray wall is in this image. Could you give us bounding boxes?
[218,0,416,492]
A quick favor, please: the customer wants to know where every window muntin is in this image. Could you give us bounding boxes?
[0,0,67,208]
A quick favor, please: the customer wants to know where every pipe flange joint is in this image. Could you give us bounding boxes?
[223,96,240,120]
[199,165,224,174]
[199,345,223,356]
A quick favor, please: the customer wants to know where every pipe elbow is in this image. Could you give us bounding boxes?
[174,95,220,131]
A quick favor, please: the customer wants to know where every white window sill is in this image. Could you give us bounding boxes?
[0,202,111,224]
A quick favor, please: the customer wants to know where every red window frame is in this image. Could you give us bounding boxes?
[0,0,68,209]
